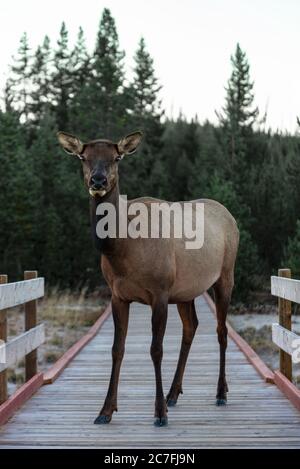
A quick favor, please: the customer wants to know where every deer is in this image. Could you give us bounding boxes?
[57,130,239,427]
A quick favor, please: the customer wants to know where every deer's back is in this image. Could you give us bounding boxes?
[101,197,239,304]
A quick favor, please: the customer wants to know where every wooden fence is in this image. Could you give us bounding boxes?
[271,268,300,382]
[0,271,45,405]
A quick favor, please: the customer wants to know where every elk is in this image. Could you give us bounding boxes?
[57,130,239,427]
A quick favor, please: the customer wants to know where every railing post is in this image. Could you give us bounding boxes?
[0,274,8,404]
[24,271,38,381]
[278,268,292,381]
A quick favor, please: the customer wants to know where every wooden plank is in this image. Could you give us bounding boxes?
[272,323,299,356]
[43,303,111,384]
[0,373,43,425]
[274,370,300,412]
[0,275,8,404]
[0,325,45,373]
[0,277,44,311]
[271,274,300,304]
[1,295,300,448]
[203,292,274,383]
[24,271,38,380]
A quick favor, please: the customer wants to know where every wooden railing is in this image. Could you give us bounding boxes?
[0,271,45,405]
[271,268,300,382]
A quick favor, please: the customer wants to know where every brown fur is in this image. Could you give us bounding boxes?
[57,131,239,426]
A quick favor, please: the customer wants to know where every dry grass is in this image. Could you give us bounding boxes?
[6,286,110,395]
[239,325,300,387]
[238,325,278,355]
[41,286,104,326]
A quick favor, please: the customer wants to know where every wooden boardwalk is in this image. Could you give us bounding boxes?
[1,295,300,448]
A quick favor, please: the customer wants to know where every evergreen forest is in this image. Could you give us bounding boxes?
[1,8,299,302]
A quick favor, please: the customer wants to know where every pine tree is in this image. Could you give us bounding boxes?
[131,37,162,120]
[220,44,258,128]
[70,27,91,96]
[93,8,125,137]
[51,22,72,130]
[71,9,126,139]
[131,37,164,144]
[67,27,91,137]
[7,32,32,120]
[218,43,259,182]
[29,35,52,126]
[1,16,299,302]
[120,37,164,198]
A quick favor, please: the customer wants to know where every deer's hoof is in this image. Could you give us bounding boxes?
[167,398,177,407]
[94,414,111,424]
[154,416,168,427]
[216,398,227,406]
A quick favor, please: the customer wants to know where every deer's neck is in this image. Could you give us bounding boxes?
[90,183,121,255]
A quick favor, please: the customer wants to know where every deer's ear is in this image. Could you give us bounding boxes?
[117,131,143,156]
[57,131,84,156]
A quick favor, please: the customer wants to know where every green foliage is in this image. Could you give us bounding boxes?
[6,32,31,120]
[205,174,260,299]
[29,35,52,127]
[0,15,299,302]
[0,109,40,279]
[218,43,260,190]
[283,220,300,278]
[131,37,162,121]
[92,8,126,137]
[219,43,259,130]
[120,37,164,198]
[69,9,127,140]
[70,27,90,96]
[50,22,72,130]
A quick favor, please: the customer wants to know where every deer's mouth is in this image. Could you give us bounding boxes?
[89,187,107,198]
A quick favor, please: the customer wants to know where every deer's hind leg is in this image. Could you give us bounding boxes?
[213,269,234,406]
[166,300,198,407]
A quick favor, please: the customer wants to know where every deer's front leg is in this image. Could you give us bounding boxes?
[94,296,129,424]
[150,298,168,427]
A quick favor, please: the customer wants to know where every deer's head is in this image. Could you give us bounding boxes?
[57,131,143,197]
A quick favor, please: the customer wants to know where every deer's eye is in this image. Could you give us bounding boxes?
[115,155,124,162]
[78,154,86,161]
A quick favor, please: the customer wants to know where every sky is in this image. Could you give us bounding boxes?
[0,0,299,133]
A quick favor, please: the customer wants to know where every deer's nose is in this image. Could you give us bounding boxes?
[90,175,107,189]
